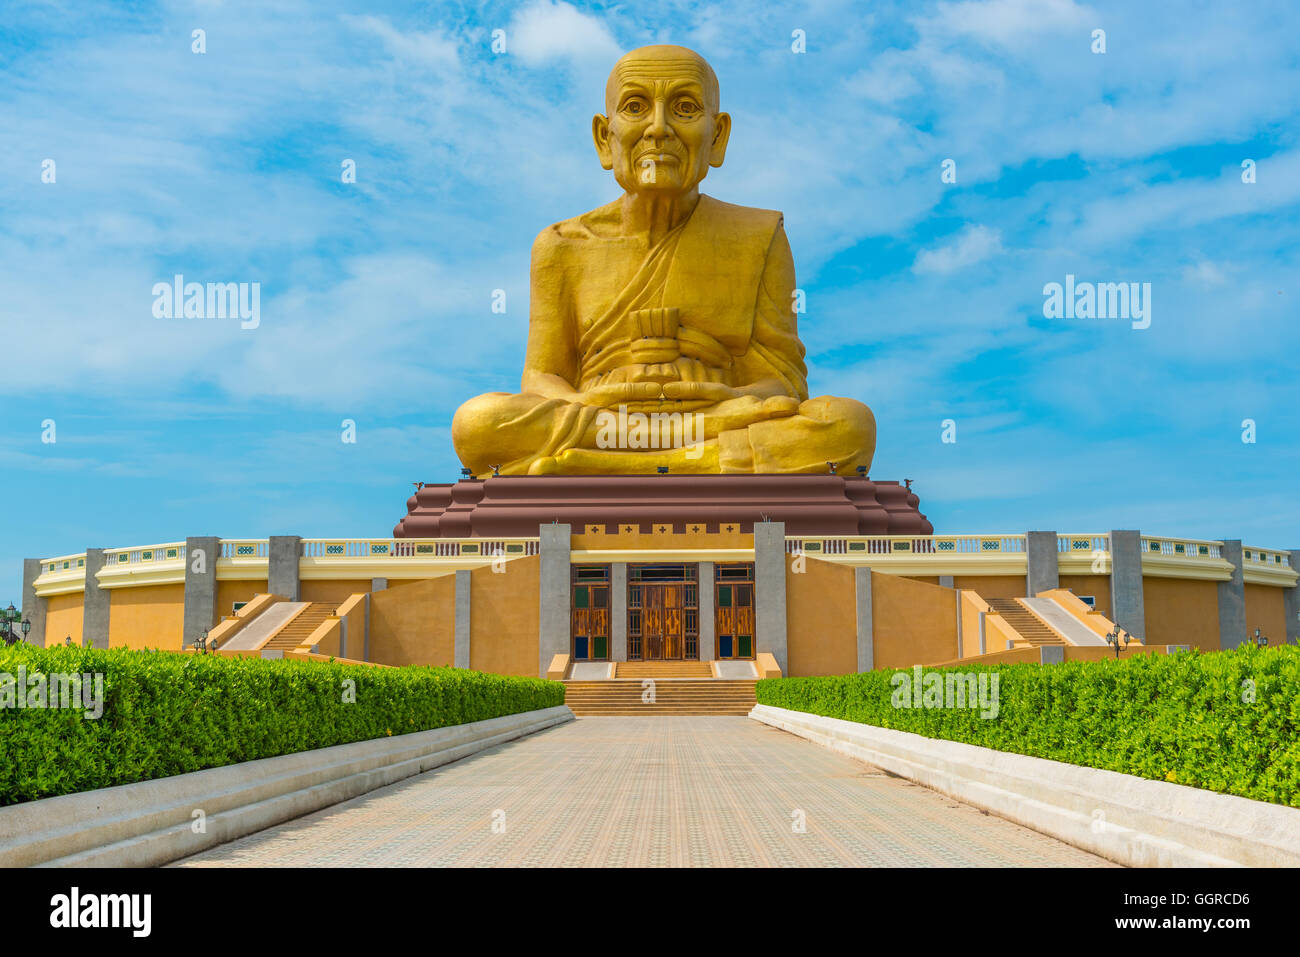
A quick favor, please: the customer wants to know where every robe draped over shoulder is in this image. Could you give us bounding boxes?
[566,195,809,397]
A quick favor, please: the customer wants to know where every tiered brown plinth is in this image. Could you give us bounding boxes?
[393,474,931,538]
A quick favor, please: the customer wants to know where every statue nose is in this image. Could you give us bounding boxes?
[648,100,670,138]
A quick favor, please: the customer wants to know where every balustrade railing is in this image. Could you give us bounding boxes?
[103,543,186,566]
[300,539,539,559]
[42,553,87,574]
[1243,546,1292,568]
[220,540,269,559]
[1141,536,1221,560]
[1058,534,1109,554]
[786,534,1027,556]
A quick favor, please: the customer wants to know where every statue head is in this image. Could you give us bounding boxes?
[593,45,732,197]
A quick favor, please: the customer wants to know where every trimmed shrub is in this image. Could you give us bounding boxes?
[756,644,1300,807]
[0,645,564,805]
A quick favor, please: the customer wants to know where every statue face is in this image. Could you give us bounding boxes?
[593,50,731,196]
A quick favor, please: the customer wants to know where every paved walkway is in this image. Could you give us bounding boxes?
[175,717,1114,867]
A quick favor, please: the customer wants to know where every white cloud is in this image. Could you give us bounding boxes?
[342,15,459,69]
[912,224,1004,274]
[508,0,622,66]
[1182,260,1228,285]
[924,0,1093,48]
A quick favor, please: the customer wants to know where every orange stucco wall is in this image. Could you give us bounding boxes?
[109,583,185,650]
[872,574,959,668]
[336,594,367,660]
[958,591,987,657]
[301,579,372,608]
[44,594,83,646]
[1142,577,1220,651]
[216,580,268,624]
[1058,574,1112,619]
[368,577,455,666]
[952,575,1026,599]
[470,557,541,676]
[1244,584,1287,646]
[786,557,857,676]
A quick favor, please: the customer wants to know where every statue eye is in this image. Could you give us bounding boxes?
[622,98,647,115]
[674,99,701,117]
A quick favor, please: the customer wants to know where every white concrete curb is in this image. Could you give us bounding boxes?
[0,705,574,868]
[750,704,1300,868]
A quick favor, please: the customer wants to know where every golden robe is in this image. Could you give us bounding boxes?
[452,194,875,476]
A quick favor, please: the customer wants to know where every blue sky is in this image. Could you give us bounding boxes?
[2,0,1298,600]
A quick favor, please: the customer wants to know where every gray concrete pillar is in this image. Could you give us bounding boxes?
[454,569,471,668]
[1286,550,1300,647]
[538,524,571,677]
[938,574,954,589]
[954,588,963,658]
[21,559,47,646]
[1026,530,1060,596]
[1108,530,1146,642]
[1217,540,1247,650]
[1040,646,1065,665]
[363,579,387,662]
[978,611,987,655]
[268,535,301,601]
[610,563,628,661]
[183,536,221,650]
[855,566,873,672]
[698,561,715,661]
[81,548,111,649]
[754,521,788,674]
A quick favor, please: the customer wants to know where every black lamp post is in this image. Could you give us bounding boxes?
[1,604,29,646]
[1253,628,1268,647]
[1105,625,1131,658]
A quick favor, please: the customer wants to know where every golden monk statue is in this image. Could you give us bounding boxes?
[453,44,876,476]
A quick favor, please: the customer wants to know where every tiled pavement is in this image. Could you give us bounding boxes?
[175,717,1115,867]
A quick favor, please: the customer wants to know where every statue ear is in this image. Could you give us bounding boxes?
[708,112,731,168]
[592,114,615,170]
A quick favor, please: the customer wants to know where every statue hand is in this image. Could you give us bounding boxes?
[578,381,663,410]
[661,380,740,404]
[699,394,801,435]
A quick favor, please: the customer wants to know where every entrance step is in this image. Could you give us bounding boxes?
[614,661,714,679]
[564,678,757,716]
[263,602,335,651]
[986,598,1065,647]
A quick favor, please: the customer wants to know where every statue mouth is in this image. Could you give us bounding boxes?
[636,151,681,165]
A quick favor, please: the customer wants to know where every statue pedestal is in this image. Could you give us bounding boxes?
[393,474,932,538]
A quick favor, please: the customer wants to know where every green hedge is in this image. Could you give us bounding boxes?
[0,645,564,806]
[756,644,1300,807]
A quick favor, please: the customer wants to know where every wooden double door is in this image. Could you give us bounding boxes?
[628,564,699,660]
[641,584,686,660]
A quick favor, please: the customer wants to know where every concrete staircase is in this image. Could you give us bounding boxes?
[986,598,1064,647]
[565,678,757,716]
[614,661,713,679]
[262,602,334,652]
